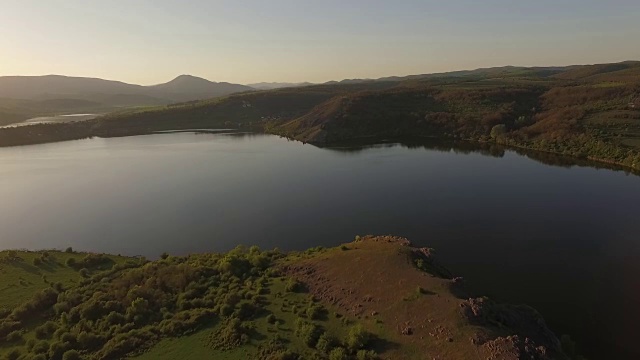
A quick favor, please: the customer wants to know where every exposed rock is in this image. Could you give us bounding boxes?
[462,297,562,356]
[401,326,413,336]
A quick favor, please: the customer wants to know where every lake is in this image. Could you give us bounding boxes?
[0,113,99,128]
[0,132,638,358]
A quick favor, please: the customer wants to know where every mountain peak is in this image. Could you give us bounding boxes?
[164,74,212,85]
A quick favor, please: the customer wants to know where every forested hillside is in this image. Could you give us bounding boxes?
[1,61,639,170]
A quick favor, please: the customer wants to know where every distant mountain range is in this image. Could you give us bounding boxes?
[2,61,639,127]
[0,74,252,103]
[0,74,253,125]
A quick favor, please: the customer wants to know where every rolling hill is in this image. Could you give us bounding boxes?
[0,75,253,126]
[1,61,639,173]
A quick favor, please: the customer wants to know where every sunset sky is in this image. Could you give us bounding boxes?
[1,0,639,85]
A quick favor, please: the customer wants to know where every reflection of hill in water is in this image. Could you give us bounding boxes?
[322,137,639,176]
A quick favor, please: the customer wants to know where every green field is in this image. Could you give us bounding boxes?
[0,250,130,310]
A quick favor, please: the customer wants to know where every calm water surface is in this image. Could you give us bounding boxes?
[0,132,639,358]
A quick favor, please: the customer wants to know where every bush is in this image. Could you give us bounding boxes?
[160,252,169,260]
[295,319,321,347]
[356,349,378,360]
[315,333,337,354]
[285,278,302,292]
[33,257,43,266]
[65,258,77,267]
[62,349,82,360]
[346,324,370,351]
[6,349,21,360]
[79,268,90,278]
[329,347,348,360]
[6,330,23,342]
[209,318,250,350]
[65,247,73,253]
[490,124,507,139]
[32,340,50,354]
[266,314,277,324]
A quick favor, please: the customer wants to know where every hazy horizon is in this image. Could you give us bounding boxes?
[2,0,639,85]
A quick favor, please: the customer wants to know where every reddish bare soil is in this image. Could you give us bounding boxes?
[284,235,565,360]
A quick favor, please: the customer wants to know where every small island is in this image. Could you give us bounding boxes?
[0,236,577,360]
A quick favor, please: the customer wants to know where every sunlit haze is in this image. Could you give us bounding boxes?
[1,0,639,84]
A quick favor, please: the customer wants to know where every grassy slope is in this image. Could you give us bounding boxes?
[0,238,568,360]
[136,277,351,360]
[135,237,567,360]
[0,250,130,310]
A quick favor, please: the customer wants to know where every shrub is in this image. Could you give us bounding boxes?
[160,252,169,260]
[6,349,21,360]
[295,319,321,347]
[65,247,73,253]
[306,303,324,320]
[33,257,43,266]
[0,307,10,318]
[266,314,277,324]
[62,349,82,360]
[6,330,23,343]
[79,268,90,278]
[285,278,302,292]
[490,124,507,139]
[209,318,250,350]
[356,349,378,360]
[329,347,348,360]
[315,333,337,354]
[346,324,370,351]
[65,258,77,267]
[32,340,50,354]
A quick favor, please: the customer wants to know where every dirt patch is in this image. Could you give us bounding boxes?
[282,235,566,360]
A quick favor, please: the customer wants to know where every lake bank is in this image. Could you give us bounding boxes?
[0,132,638,357]
[0,236,570,360]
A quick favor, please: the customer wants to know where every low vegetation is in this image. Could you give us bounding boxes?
[0,236,576,359]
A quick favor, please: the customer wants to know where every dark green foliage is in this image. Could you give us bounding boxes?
[65,258,76,267]
[346,324,370,351]
[209,318,250,350]
[65,247,74,253]
[62,349,81,360]
[160,252,169,260]
[295,319,322,347]
[5,330,23,343]
[356,349,378,360]
[257,336,300,360]
[315,333,337,354]
[305,303,325,320]
[328,347,348,360]
[5,349,21,360]
[11,288,59,321]
[285,278,302,293]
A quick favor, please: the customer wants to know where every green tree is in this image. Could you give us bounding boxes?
[346,324,370,351]
[329,347,348,360]
[490,124,506,139]
[62,349,82,360]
